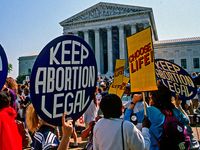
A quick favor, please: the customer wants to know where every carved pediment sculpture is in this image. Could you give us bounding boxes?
[60,2,152,26]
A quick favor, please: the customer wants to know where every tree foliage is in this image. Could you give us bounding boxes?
[16,75,26,84]
[8,63,13,73]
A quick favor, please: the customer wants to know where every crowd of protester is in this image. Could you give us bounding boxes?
[0,73,200,150]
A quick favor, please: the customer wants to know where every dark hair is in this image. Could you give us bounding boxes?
[98,88,102,93]
[100,94,122,118]
[151,83,174,110]
[0,91,10,109]
[24,87,30,95]
[131,92,142,98]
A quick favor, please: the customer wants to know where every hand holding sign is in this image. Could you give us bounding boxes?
[30,35,97,126]
[127,27,157,116]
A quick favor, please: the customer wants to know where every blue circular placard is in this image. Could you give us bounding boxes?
[0,45,8,90]
[155,59,197,100]
[30,35,97,126]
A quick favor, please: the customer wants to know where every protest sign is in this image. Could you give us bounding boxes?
[30,35,97,126]
[0,45,8,90]
[109,76,129,98]
[155,59,197,100]
[113,59,125,85]
[108,83,117,95]
[127,27,157,92]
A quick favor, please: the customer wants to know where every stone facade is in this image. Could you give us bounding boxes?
[18,55,37,76]
[154,37,200,74]
[60,2,158,75]
[18,2,200,76]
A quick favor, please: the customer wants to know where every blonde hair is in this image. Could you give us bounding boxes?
[26,104,40,133]
[6,77,18,93]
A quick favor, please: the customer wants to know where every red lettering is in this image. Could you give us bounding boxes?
[129,43,154,73]
[128,54,135,63]
[140,47,144,55]
[120,82,126,90]
[138,56,144,69]
[114,70,124,77]
[136,50,140,58]
[150,50,154,62]
[112,84,116,88]
[115,66,124,72]
[144,53,150,66]
[144,43,151,53]
[130,61,137,73]
[129,43,152,63]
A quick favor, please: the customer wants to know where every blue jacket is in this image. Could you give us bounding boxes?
[124,106,190,150]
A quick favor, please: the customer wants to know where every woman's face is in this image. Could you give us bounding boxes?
[174,96,182,107]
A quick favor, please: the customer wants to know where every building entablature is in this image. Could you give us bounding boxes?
[154,37,200,49]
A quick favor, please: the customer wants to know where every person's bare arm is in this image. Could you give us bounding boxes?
[81,121,95,138]
[57,113,73,150]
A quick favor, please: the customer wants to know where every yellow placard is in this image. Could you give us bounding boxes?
[108,83,118,95]
[127,27,158,92]
[116,76,129,98]
[109,76,129,98]
[113,59,125,85]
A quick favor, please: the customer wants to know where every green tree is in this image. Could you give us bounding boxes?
[8,63,13,73]
[16,75,26,84]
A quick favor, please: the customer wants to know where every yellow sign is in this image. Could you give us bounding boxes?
[108,83,117,95]
[109,76,129,98]
[113,59,125,85]
[127,27,157,92]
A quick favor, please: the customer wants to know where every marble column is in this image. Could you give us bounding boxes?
[94,28,101,73]
[187,49,192,73]
[83,30,89,44]
[175,50,180,65]
[106,26,113,74]
[118,25,125,59]
[131,24,137,35]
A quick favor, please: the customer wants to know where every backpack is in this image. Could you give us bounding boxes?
[159,109,190,150]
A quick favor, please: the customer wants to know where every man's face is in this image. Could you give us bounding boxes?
[133,94,142,101]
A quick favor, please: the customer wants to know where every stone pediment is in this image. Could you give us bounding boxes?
[60,2,152,26]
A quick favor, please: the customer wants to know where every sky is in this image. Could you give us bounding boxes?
[1,0,200,78]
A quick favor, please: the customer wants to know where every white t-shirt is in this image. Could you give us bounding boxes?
[93,118,150,150]
[84,101,99,124]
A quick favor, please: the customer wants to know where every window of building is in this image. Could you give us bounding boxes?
[169,59,174,63]
[181,59,187,69]
[193,58,200,68]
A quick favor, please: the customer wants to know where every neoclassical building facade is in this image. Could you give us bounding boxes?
[60,2,158,75]
[154,37,200,74]
[18,2,200,76]
[18,55,37,76]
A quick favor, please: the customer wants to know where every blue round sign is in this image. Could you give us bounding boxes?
[30,35,97,126]
[0,45,8,90]
[155,59,197,100]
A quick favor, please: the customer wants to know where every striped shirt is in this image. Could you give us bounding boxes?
[31,125,59,150]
